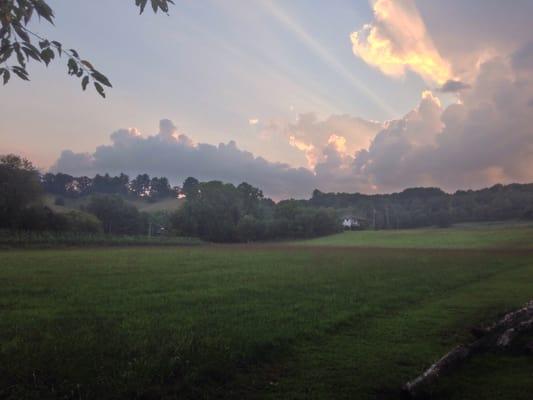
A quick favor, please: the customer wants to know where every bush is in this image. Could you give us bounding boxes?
[19,206,68,231]
[63,211,103,233]
[84,195,147,235]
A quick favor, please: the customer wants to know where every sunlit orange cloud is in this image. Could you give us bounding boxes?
[351,0,452,84]
[327,134,347,154]
[289,135,318,169]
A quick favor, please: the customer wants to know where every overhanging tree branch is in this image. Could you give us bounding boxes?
[0,0,174,97]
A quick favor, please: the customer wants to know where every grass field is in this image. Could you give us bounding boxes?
[1,227,533,399]
[296,222,533,249]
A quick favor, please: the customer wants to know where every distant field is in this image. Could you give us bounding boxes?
[1,240,533,399]
[295,223,533,249]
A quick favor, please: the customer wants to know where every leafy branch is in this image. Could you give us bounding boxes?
[0,0,174,97]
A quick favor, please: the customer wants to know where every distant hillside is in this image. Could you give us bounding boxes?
[309,184,533,229]
[41,171,533,230]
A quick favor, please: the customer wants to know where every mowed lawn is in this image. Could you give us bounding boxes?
[1,229,533,399]
[296,222,533,249]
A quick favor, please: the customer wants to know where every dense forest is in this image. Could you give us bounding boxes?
[2,153,533,242]
[311,185,533,229]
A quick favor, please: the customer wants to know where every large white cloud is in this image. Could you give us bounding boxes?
[416,0,533,81]
[350,0,452,84]
[351,0,533,86]
[285,113,382,169]
[349,44,533,192]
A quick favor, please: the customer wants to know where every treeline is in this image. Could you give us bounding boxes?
[172,179,339,242]
[0,155,340,242]
[311,185,533,229]
[5,152,533,243]
[0,155,148,235]
[43,172,177,201]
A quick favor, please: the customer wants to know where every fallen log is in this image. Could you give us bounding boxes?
[496,317,533,348]
[403,345,472,396]
[485,300,533,333]
[403,300,533,399]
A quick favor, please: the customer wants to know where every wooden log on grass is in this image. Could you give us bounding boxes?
[403,344,473,397]
[485,300,533,333]
[496,317,533,348]
[403,300,533,398]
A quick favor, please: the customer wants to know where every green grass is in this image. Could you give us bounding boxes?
[295,223,533,249]
[1,242,533,399]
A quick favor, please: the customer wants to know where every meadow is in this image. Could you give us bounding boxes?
[1,226,533,399]
[295,221,533,249]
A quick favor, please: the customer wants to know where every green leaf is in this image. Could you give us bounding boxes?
[51,41,62,56]
[92,71,112,87]
[81,60,94,70]
[13,23,30,43]
[2,70,10,85]
[82,75,89,91]
[40,48,55,66]
[33,1,55,25]
[94,82,106,98]
[67,58,78,75]
[23,45,41,62]
[14,43,26,67]
[137,0,149,14]
[12,66,29,81]
[0,44,13,64]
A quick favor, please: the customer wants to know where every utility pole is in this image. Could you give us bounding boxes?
[373,208,377,230]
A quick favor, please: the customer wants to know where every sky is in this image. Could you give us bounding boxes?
[1,0,533,199]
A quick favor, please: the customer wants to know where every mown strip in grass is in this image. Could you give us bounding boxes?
[1,247,532,399]
[294,224,533,249]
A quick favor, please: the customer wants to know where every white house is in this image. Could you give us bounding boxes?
[342,216,361,229]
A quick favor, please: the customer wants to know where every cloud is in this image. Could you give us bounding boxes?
[349,44,533,192]
[437,79,471,93]
[285,113,382,169]
[350,0,452,84]
[52,120,316,199]
[52,43,533,198]
[416,0,533,81]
